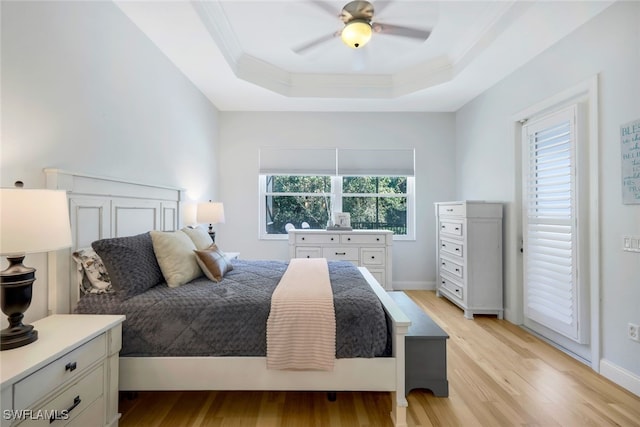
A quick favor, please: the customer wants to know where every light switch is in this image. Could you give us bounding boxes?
[623,235,640,253]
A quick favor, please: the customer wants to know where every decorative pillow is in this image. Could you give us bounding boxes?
[181,226,213,250]
[92,232,164,299]
[150,230,203,288]
[72,247,113,294]
[194,244,233,282]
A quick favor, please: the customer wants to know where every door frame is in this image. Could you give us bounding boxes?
[511,75,600,371]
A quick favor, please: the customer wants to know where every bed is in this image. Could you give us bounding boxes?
[44,169,411,427]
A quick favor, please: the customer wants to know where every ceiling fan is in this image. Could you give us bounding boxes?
[293,0,431,54]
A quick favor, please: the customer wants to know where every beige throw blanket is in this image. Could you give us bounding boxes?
[266,258,336,371]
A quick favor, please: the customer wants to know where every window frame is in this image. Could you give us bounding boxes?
[259,175,415,240]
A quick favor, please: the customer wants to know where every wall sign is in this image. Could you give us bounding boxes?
[621,118,640,204]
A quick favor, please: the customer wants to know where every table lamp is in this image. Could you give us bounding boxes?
[196,201,225,243]
[0,188,72,350]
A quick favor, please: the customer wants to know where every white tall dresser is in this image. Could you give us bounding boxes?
[288,229,393,290]
[435,201,503,319]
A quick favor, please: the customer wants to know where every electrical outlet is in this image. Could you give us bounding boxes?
[628,323,640,342]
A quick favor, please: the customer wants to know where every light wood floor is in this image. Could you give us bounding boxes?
[119,291,640,426]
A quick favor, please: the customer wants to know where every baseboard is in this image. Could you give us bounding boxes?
[600,359,640,397]
[391,281,436,291]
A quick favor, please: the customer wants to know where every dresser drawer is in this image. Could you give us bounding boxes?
[66,396,104,427]
[295,247,322,259]
[440,276,463,301]
[20,364,104,427]
[361,248,385,266]
[440,221,463,237]
[14,335,106,411]
[438,203,465,217]
[322,247,359,261]
[440,258,464,279]
[296,234,339,244]
[340,234,385,245]
[440,239,463,257]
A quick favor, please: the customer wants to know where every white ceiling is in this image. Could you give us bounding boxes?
[114,0,614,112]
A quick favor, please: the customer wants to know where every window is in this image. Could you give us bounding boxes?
[259,148,415,240]
[263,175,332,234]
[342,176,408,235]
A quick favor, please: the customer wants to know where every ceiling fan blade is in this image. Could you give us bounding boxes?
[372,0,393,15]
[292,31,339,54]
[308,0,340,18]
[372,22,431,41]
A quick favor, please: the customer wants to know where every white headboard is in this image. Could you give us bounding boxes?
[45,169,183,314]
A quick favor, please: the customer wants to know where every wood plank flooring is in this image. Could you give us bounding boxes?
[119,291,640,426]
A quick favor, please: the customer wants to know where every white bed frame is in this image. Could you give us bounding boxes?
[45,169,411,426]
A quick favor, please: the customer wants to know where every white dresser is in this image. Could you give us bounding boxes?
[435,201,503,319]
[288,229,393,290]
[1,315,125,427]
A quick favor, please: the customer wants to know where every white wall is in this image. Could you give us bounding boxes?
[456,1,640,389]
[1,1,221,325]
[217,112,456,287]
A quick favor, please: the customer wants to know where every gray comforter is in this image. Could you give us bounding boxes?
[75,260,390,358]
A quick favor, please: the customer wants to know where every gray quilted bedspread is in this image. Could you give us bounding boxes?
[75,260,390,358]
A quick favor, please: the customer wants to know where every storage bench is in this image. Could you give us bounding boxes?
[388,291,449,397]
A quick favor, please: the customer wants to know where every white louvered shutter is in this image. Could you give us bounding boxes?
[522,105,583,342]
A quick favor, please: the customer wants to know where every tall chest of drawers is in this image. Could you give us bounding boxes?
[1,315,125,427]
[435,201,503,319]
[288,229,393,290]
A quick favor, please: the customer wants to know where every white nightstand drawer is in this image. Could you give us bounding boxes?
[14,335,106,411]
[340,234,385,245]
[438,204,465,217]
[66,396,104,427]
[295,247,322,259]
[20,365,103,427]
[322,247,359,261]
[440,239,463,257]
[440,258,464,279]
[440,221,463,237]
[361,248,385,266]
[296,234,339,244]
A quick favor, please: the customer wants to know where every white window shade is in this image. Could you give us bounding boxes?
[337,149,415,176]
[259,148,336,175]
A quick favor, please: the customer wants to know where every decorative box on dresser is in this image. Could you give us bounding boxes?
[288,229,393,290]
[0,315,125,427]
[435,201,503,319]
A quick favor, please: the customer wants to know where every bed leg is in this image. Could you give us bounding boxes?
[326,391,336,402]
[120,391,138,401]
[390,391,408,427]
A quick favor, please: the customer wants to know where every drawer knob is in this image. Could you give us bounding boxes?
[441,225,445,229]
[447,208,453,212]
[336,252,346,255]
[306,256,310,258]
[301,237,305,240]
[65,362,77,372]
[331,237,334,241]
[455,268,460,272]
[442,262,446,265]
[441,244,446,247]
[51,396,81,423]
[455,227,460,231]
[455,248,460,252]
[347,238,351,241]
[371,256,375,259]
[376,238,380,241]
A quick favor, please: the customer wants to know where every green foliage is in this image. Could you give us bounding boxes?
[265,175,407,234]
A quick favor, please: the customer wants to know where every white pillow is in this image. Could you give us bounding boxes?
[181,226,213,250]
[150,230,202,287]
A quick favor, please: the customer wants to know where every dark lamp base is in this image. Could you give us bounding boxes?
[1,324,37,350]
[1,254,38,351]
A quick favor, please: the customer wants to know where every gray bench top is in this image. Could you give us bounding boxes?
[388,292,449,340]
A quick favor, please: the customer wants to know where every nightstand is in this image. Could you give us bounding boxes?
[0,314,125,427]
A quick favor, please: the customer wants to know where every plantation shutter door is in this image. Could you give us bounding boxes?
[523,105,583,342]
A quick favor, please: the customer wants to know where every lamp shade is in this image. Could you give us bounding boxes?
[0,189,72,255]
[341,20,372,48]
[196,202,225,225]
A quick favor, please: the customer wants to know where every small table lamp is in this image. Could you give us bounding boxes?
[0,188,72,350]
[196,201,225,243]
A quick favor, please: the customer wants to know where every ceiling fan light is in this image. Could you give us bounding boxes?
[341,20,372,49]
